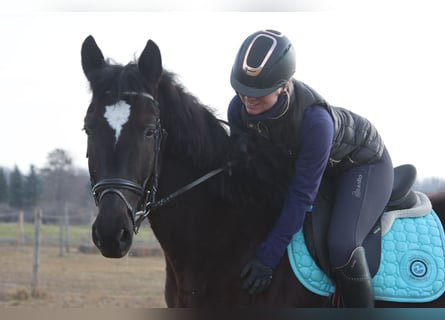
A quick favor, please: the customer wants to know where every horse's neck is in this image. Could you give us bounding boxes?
[151,155,260,245]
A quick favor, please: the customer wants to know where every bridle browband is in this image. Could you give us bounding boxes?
[91,91,228,234]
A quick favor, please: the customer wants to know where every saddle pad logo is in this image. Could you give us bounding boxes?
[399,251,436,287]
[410,259,427,278]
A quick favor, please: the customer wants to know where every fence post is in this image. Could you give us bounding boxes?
[31,209,42,295]
[58,213,64,257]
[17,210,25,245]
[64,204,70,253]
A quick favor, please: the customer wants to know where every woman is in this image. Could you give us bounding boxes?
[228,29,394,307]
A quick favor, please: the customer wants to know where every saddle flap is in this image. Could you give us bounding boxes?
[303,178,333,277]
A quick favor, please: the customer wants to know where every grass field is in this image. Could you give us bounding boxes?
[0,244,166,307]
[0,221,166,308]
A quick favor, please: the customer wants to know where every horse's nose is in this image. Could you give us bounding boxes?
[91,223,133,258]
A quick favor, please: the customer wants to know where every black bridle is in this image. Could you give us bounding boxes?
[91,91,227,234]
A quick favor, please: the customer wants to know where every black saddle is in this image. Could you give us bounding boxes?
[303,164,418,278]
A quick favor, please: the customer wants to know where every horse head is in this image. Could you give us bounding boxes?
[81,35,163,258]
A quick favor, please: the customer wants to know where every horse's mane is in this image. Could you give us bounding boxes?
[156,71,294,210]
[157,71,229,171]
[225,132,295,209]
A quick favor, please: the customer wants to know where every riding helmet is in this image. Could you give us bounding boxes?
[230,29,296,98]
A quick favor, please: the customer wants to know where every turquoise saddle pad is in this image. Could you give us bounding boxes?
[287,209,445,303]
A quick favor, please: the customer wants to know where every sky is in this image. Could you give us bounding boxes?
[1,1,444,179]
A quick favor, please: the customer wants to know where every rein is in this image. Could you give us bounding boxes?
[133,167,226,232]
[91,91,229,234]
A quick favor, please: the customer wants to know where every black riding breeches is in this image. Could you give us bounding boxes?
[327,147,394,267]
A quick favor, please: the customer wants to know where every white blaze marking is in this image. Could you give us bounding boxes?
[104,101,131,144]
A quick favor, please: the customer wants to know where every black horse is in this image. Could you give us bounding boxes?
[429,190,445,217]
[81,35,445,307]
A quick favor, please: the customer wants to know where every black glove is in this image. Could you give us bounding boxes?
[240,257,273,295]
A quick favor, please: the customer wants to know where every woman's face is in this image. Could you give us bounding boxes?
[239,87,285,116]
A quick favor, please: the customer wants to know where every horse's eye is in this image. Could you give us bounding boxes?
[145,127,156,138]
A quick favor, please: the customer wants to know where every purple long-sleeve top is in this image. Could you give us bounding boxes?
[228,95,334,269]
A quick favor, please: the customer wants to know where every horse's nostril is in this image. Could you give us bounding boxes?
[119,228,132,245]
[92,226,101,248]
[118,228,133,254]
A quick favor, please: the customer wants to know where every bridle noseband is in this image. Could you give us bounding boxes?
[92,178,144,227]
[90,91,228,234]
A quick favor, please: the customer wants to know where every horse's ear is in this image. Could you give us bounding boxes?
[81,35,105,80]
[138,40,162,83]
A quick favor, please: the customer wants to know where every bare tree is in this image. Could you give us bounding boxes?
[39,148,94,224]
[40,149,75,223]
